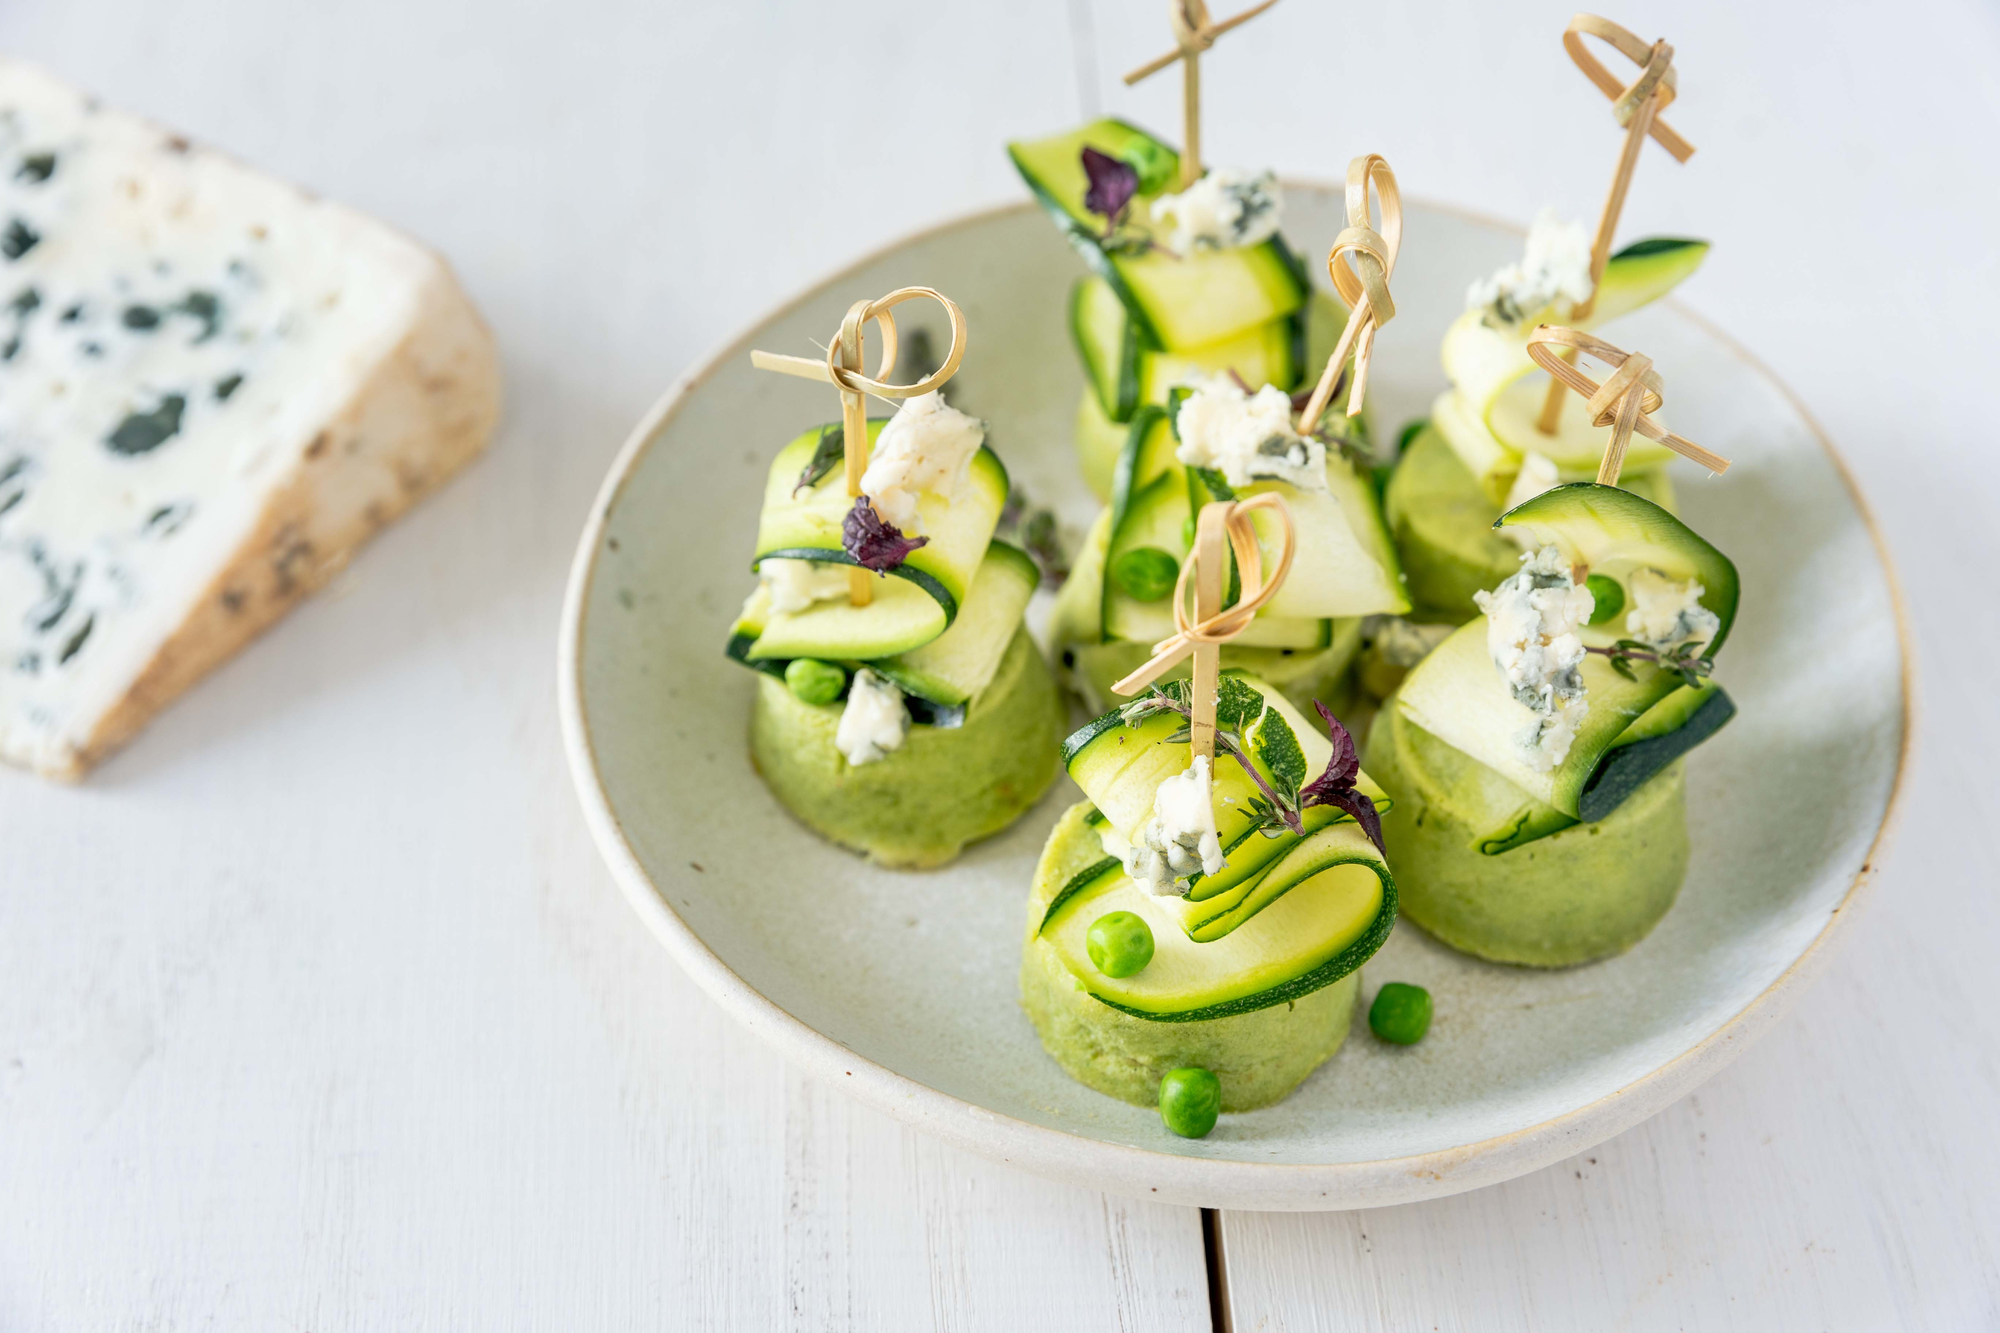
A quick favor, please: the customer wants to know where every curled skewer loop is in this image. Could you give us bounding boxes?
[1299,154,1401,433]
[824,287,967,400]
[1525,326,1729,485]
[1111,493,1298,698]
[1563,15,1694,162]
[750,286,969,607]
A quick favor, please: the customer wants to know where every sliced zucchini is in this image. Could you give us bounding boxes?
[1108,404,1182,524]
[1051,507,1111,648]
[1038,816,1394,1020]
[747,574,948,663]
[1369,700,1577,855]
[1062,673,1389,914]
[1395,488,1736,819]
[1071,277,1144,422]
[1500,482,1739,652]
[1582,681,1735,822]
[1099,470,1334,646]
[1385,420,1676,618]
[1073,277,1302,421]
[1396,619,1682,818]
[750,419,1010,657]
[1075,389,1130,503]
[1008,119,1309,350]
[1239,458,1409,619]
[725,585,785,677]
[1438,238,1710,483]
[871,543,1040,705]
[1170,816,1390,942]
[1587,238,1710,324]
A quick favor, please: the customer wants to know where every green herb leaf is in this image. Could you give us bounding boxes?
[793,424,845,496]
[1248,705,1306,806]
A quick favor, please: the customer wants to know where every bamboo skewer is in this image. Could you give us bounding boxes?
[1524,326,1729,486]
[1123,0,1282,188]
[1534,15,1697,437]
[1298,154,1401,435]
[1110,493,1298,762]
[750,287,968,608]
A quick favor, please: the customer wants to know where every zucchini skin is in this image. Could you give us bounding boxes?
[1578,687,1736,822]
[1088,874,1395,1023]
[753,545,960,628]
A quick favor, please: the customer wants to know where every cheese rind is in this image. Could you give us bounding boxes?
[0,60,501,778]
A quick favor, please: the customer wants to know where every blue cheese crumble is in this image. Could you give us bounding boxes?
[1150,170,1282,254]
[759,557,850,615]
[1467,209,1594,328]
[1474,545,1595,771]
[858,390,983,532]
[1173,373,1324,491]
[834,667,908,766]
[1120,755,1225,896]
[1625,568,1719,652]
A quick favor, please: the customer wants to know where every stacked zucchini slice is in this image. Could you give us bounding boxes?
[726,416,1064,868]
[1009,119,1347,499]
[1010,120,1411,715]
[1366,482,1741,965]
[1387,238,1709,618]
[1021,675,1397,1110]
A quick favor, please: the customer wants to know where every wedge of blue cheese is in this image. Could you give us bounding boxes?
[0,60,501,778]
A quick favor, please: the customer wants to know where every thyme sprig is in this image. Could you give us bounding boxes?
[1118,686,1305,835]
[1587,638,1716,688]
[1288,379,1372,467]
[1116,687,1385,853]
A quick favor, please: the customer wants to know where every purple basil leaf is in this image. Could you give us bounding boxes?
[1080,147,1138,223]
[1328,787,1386,857]
[1298,699,1359,799]
[843,496,928,572]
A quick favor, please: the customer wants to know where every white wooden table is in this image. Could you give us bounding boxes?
[2,1,1993,1327]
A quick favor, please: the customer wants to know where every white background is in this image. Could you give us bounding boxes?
[0,0,1994,1328]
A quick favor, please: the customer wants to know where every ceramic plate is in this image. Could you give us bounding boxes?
[558,190,1909,1211]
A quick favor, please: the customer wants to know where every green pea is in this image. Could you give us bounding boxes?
[1110,546,1180,602]
[1085,911,1155,978]
[1158,1067,1222,1138]
[1584,574,1626,626]
[1368,982,1433,1045]
[784,658,847,705]
[1119,139,1177,195]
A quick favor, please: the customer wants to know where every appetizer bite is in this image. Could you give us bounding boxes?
[1005,0,1354,501]
[730,289,1063,868]
[1022,496,1397,1128]
[1387,16,1707,620]
[1043,156,1413,718]
[1368,328,1736,966]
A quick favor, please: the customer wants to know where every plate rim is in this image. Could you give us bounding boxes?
[556,191,1916,1211]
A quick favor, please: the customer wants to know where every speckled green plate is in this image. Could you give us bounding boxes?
[558,190,1909,1211]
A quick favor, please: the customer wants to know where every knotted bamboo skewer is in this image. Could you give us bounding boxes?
[1123,0,1282,188]
[1298,153,1401,434]
[1535,14,1697,436]
[1524,326,1729,486]
[1111,494,1297,761]
[750,288,967,606]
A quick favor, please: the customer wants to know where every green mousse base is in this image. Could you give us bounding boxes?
[1386,426,1678,619]
[1365,701,1688,968]
[1019,802,1359,1112]
[750,627,1063,869]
